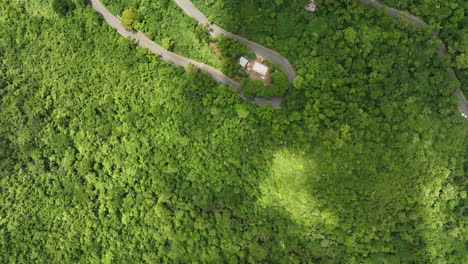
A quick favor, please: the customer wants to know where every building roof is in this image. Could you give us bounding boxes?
[239,57,249,68]
[252,62,269,76]
[305,0,317,12]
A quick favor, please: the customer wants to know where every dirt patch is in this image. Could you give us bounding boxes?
[209,41,222,56]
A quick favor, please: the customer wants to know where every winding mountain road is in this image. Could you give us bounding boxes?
[360,0,468,117]
[174,0,296,83]
[88,0,466,116]
[87,0,284,108]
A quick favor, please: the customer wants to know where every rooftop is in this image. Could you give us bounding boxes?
[252,62,268,76]
[239,56,249,68]
[305,0,317,12]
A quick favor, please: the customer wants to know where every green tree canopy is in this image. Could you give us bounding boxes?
[122,8,134,30]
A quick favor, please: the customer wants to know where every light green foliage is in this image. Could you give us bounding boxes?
[161,37,175,51]
[259,148,319,225]
[185,63,199,75]
[193,23,211,43]
[121,8,134,30]
[102,0,223,68]
[0,0,466,263]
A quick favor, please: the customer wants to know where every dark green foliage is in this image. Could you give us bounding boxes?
[52,0,75,15]
[0,0,466,263]
[217,35,250,58]
[380,0,468,94]
[241,79,264,99]
[216,35,251,77]
[193,23,211,44]
[220,57,239,77]
[269,71,289,96]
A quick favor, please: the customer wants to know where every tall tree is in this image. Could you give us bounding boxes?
[122,8,135,30]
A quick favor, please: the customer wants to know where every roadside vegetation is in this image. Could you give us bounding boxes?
[0,0,466,263]
[242,68,289,99]
[194,0,467,95]
[103,0,290,98]
[102,0,223,68]
[380,0,468,95]
[121,8,134,30]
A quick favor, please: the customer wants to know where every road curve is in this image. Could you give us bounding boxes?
[360,0,468,117]
[87,0,284,108]
[174,0,296,83]
[88,0,466,115]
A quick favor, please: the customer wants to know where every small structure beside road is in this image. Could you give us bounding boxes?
[305,0,318,12]
[239,56,249,68]
[243,57,270,85]
[252,62,268,77]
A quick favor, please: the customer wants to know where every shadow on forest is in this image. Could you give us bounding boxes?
[169,70,328,262]
[2,1,464,263]
[175,1,466,262]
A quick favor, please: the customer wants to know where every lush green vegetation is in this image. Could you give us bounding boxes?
[121,8,134,30]
[216,35,252,77]
[103,0,289,98]
[102,0,223,67]
[0,0,466,263]
[241,70,289,99]
[380,0,468,94]
[193,0,467,95]
[192,0,309,48]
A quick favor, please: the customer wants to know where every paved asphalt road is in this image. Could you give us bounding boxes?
[174,0,296,83]
[360,0,468,117]
[87,0,283,108]
[88,0,466,116]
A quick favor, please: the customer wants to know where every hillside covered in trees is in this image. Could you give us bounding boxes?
[0,0,466,263]
[381,0,468,94]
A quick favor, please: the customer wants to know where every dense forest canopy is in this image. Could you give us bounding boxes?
[193,0,468,95]
[380,0,468,94]
[0,0,466,263]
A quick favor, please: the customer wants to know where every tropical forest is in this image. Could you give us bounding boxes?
[0,0,466,263]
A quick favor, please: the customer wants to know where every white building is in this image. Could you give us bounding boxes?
[252,62,268,76]
[239,56,249,68]
[305,0,317,12]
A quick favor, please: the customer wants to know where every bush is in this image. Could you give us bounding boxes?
[241,70,289,99]
[241,79,264,99]
[217,35,250,58]
[122,8,135,30]
[269,71,289,96]
[193,23,211,44]
[162,37,175,51]
[52,0,75,16]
